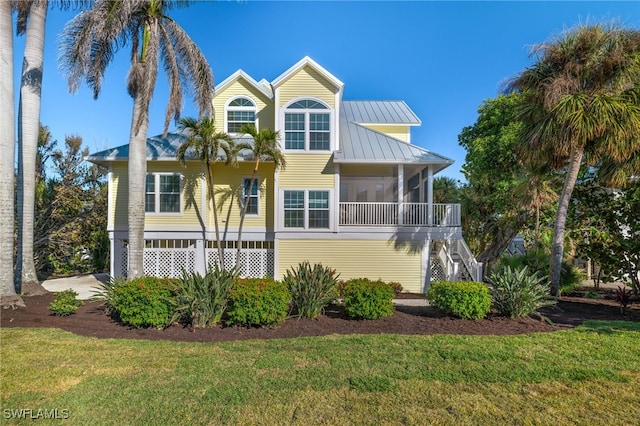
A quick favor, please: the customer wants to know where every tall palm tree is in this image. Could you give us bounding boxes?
[508,23,640,296]
[59,0,214,279]
[177,117,236,270]
[235,124,286,270]
[15,0,49,295]
[0,1,25,308]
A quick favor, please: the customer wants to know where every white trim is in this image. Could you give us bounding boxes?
[145,172,184,216]
[241,176,261,217]
[281,97,335,153]
[215,69,273,99]
[107,164,113,230]
[224,95,258,134]
[272,56,344,90]
[278,188,334,232]
[334,163,340,233]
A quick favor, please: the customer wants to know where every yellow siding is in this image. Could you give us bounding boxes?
[213,79,274,131]
[278,66,337,108]
[277,240,423,292]
[110,161,204,228]
[278,154,334,188]
[109,162,127,229]
[362,125,411,143]
[206,162,274,230]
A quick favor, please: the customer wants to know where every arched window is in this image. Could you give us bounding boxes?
[226,97,256,133]
[284,99,330,151]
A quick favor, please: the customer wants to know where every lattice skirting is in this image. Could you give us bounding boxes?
[116,240,274,278]
[430,257,446,281]
[206,249,274,278]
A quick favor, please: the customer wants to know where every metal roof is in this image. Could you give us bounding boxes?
[334,103,453,171]
[86,131,256,164]
[342,100,421,125]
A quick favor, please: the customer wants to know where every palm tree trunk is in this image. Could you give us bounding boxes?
[0,2,25,308]
[236,159,260,270]
[550,146,584,297]
[16,2,48,295]
[207,165,224,270]
[127,96,149,279]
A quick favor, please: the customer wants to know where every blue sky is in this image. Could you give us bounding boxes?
[12,1,640,182]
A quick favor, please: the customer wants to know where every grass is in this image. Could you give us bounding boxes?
[1,321,640,425]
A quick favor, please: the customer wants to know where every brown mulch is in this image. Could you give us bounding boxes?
[1,292,638,343]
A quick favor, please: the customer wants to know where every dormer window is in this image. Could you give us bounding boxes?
[226,97,256,133]
[284,99,331,151]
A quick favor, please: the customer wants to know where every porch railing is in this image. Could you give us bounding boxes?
[339,202,461,227]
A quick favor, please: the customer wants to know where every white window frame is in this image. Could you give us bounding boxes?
[280,189,333,231]
[225,96,257,134]
[145,172,183,215]
[241,177,260,217]
[282,98,333,153]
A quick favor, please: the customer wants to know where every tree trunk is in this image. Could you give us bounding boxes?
[550,147,584,297]
[207,165,224,270]
[16,2,48,296]
[236,159,260,270]
[0,2,25,308]
[127,96,149,279]
[476,212,529,276]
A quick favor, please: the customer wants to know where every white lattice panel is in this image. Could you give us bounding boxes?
[206,247,274,278]
[430,258,446,281]
[118,243,128,277]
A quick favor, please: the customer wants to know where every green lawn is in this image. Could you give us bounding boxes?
[1,322,639,425]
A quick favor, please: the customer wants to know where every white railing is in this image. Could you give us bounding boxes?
[447,239,483,282]
[340,202,398,226]
[339,202,461,226]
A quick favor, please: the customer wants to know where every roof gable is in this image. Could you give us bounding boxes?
[215,69,273,99]
[272,56,344,90]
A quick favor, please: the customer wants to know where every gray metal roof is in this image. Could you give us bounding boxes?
[334,104,453,171]
[86,131,256,164]
[342,100,421,125]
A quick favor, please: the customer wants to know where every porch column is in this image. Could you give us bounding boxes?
[196,239,206,275]
[422,239,432,293]
[427,166,433,226]
[398,164,404,225]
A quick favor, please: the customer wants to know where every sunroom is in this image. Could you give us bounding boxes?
[334,117,458,228]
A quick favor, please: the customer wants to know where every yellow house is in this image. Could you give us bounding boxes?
[87,57,481,293]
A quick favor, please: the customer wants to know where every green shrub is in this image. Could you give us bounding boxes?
[49,289,83,316]
[173,268,236,328]
[226,278,291,327]
[284,261,339,318]
[92,276,125,315]
[427,281,491,320]
[110,277,177,329]
[342,278,395,320]
[388,281,403,296]
[497,250,585,295]
[487,266,554,318]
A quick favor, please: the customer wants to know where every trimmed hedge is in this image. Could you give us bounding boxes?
[427,281,491,320]
[110,277,177,328]
[342,278,395,320]
[226,278,291,327]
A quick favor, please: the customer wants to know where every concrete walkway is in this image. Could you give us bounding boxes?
[41,273,109,300]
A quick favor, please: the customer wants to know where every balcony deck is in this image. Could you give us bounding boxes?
[339,202,461,227]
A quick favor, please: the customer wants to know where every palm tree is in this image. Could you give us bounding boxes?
[235,124,286,270]
[177,117,236,270]
[0,1,25,308]
[59,0,214,279]
[508,22,640,296]
[14,0,49,295]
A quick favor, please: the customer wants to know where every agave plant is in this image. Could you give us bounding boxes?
[488,266,555,318]
[172,267,237,329]
[284,261,339,319]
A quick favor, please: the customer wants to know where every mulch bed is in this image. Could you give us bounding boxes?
[1,291,638,343]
